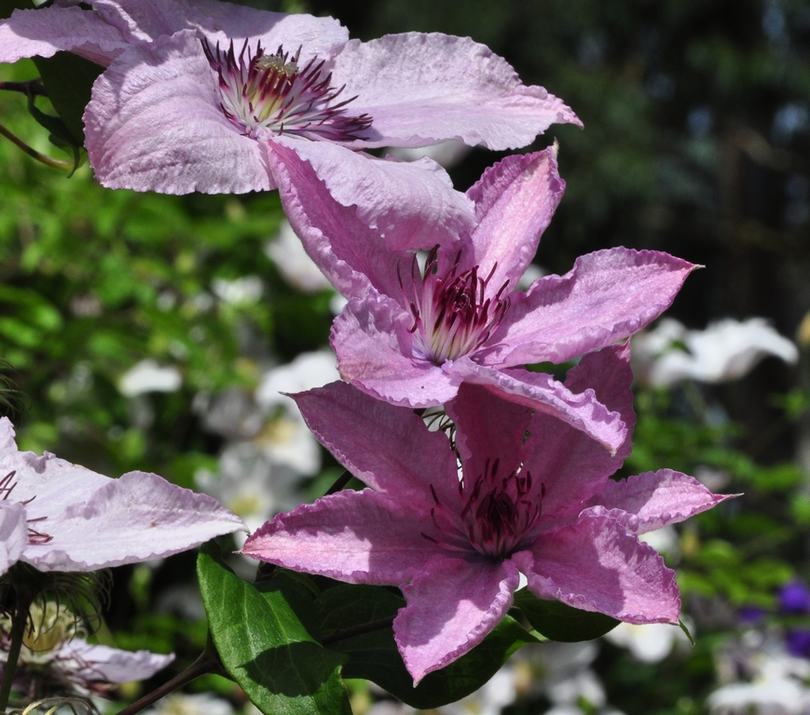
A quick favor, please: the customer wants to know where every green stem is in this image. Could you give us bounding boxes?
[114,650,222,715]
[0,80,47,96]
[0,121,76,171]
[325,469,353,495]
[321,616,395,645]
[0,585,35,712]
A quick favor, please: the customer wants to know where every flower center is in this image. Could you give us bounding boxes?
[424,459,543,559]
[406,247,510,365]
[202,40,373,142]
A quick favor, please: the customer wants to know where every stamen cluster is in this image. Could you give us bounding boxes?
[202,40,372,142]
[407,247,510,364]
[426,458,543,559]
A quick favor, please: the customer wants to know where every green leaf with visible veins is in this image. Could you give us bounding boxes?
[197,546,351,715]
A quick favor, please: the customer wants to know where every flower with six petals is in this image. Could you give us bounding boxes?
[242,344,731,683]
[268,143,696,451]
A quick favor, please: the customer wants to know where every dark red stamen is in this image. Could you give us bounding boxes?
[202,39,372,142]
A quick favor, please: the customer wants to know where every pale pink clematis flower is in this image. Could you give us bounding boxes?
[242,344,731,684]
[269,143,696,451]
[0,0,578,249]
[0,417,246,576]
[1,600,174,700]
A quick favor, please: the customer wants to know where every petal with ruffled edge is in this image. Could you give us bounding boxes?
[59,640,175,683]
[0,5,129,65]
[0,502,27,577]
[291,381,459,506]
[463,148,565,291]
[90,0,348,50]
[242,490,447,585]
[85,31,274,194]
[585,469,737,534]
[335,33,581,150]
[22,471,246,572]
[563,343,636,457]
[265,142,407,297]
[450,358,627,454]
[447,383,533,489]
[394,555,520,684]
[486,248,698,367]
[513,513,680,625]
[519,345,634,519]
[278,137,474,253]
[330,298,463,408]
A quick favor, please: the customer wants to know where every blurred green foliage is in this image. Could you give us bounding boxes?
[2,1,810,713]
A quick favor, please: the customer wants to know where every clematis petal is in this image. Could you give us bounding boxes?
[334,33,581,150]
[58,640,175,683]
[394,555,520,684]
[265,143,406,297]
[85,31,274,194]
[0,5,129,65]
[0,502,27,577]
[5,455,109,516]
[331,299,462,408]
[585,469,737,534]
[465,148,565,291]
[489,248,698,366]
[291,381,459,505]
[242,490,445,585]
[520,345,634,517]
[450,358,626,454]
[90,0,348,50]
[22,471,246,571]
[447,383,533,485]
[276,137,475,253]
[564,343,636,458]
[514,513,681,625]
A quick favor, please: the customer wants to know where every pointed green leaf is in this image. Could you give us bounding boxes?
[32,51,103,144]
[317,584,536,709]
[513,589,619,642]
[197,546,351,715]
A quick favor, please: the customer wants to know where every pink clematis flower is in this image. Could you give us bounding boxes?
[268,143,696,450]
[0,417,246,576]
[242,344,731,683]
[0,0,578,248]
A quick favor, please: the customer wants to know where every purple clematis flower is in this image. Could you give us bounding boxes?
[0,0,578,248]
[268,143,696,450]
[0,417,245,576]
[242,344,731,683]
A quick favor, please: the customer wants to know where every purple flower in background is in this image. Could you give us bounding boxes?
[786,630,810,659]
[242,344,730,683]
[0,417,245,576]
[779,581,810,614]
[270,143,696,450]
[0,0,579,248]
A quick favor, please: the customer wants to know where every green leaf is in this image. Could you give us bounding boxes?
[317,584,536,709]
[197,546,351,715]
[32,52,103,144]
[513,589,619,642]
